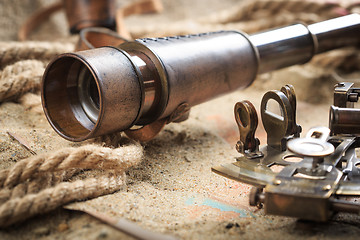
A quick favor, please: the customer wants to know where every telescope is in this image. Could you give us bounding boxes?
[42,14,360,142]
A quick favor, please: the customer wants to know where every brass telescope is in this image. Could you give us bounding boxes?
[42,14,360,141]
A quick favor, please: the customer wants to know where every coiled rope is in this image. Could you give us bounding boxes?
[0,41,74,68]
[0,144,143,227]
[0,41,74,103]
[0,60,44,102]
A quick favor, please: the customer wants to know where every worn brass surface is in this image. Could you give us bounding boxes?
[234,100,263,158]
[42,47,143,140]
[260,86,299,151]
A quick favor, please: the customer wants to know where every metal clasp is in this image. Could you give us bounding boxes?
[234,100,263,159]
[261,84,301,151]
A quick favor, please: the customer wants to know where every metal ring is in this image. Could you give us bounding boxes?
[287,138,335,157]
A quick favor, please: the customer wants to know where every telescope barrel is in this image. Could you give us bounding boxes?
[41,14,360,141]
[330,106,360,135]
[251,14,360,73]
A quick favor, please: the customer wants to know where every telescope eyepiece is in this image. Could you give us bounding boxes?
[42,47,143,141]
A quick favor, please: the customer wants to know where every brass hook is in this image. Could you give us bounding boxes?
[234,100,263,159]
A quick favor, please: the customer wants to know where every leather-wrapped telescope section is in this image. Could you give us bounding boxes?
[42,14,360,141]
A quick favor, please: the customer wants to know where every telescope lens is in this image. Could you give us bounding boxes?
[42,55,102,141]
[78,66,100,123]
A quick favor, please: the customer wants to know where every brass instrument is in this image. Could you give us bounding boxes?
[212,82,360,221]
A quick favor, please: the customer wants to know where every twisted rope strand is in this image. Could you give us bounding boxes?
[0,144,143,188]
[0,174,125,227]
[0,41,73,68]
[311,48,360,70]
[130,0,343,37]
[0,170,79,205]
[200,0,342,24]
[0,60,44,102]
[0,142,143,226]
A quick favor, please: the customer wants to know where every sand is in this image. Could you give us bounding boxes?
[0,0,360,239]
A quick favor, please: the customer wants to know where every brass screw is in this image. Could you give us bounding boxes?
[273,179,281,185]
[322,184,331,191]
